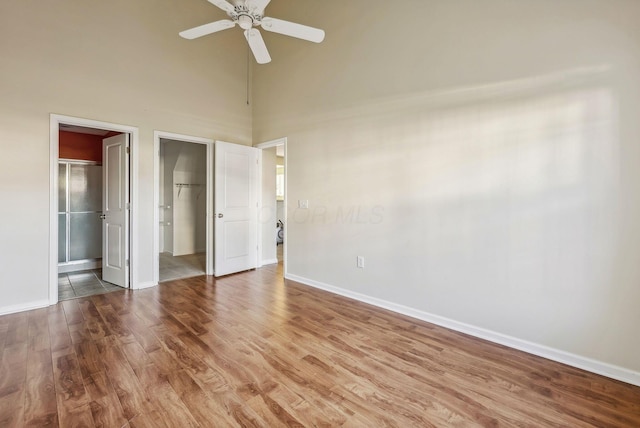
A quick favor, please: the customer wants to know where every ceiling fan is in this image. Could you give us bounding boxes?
[179,0,325,64]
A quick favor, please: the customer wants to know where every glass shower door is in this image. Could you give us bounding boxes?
[58,161,103,268]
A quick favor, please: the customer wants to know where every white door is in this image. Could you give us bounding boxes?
[102,134,129,287]
[214,141,259,276]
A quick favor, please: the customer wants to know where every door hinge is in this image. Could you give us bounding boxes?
[126,259,130,267]
[126,203,130,210]
[126,147,130,155]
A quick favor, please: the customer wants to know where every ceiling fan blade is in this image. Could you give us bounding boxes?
[244,29,272,64]
[246,0,271,13]
[261,17,325,43]
[179,19,235,39]
[207,0,235,14]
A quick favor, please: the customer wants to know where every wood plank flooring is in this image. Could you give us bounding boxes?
[1,262,639,427]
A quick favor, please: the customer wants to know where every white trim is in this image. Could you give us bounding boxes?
[285,273,640,388]
[255,137,287,150]
[136,281,158,290]
[206,143,214,275]
[130,129,140,290]
[255,137,287,275]
[153,131,214,286]
[49,118,59,305]
[0,300,50,317]
[50,114,139,302]
[257,149,263,267]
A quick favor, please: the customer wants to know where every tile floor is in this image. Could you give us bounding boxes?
[159,252,206,282]
[58,251,255,300]
[58,269,123,301]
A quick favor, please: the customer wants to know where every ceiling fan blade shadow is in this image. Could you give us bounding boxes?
[207,0,235,14]
[261,17,325,43]
[179,20,236,39]
[246,0,271,13]
[244,29,272,64]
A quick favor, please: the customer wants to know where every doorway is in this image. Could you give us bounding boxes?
[256,137,287,272]
[57,128,111,300]
[154,134,263,282]
[153,131,214,284]
[158,138,208,282]
[49,115,138,304]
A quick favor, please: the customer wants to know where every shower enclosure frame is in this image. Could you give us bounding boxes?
[57,158,103,273]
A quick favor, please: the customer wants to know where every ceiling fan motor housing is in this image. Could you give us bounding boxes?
[230,4,263,29]
[237,14,254,29]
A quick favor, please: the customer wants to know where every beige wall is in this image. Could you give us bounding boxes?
[0,0,252,311]
[253,0,640,376]
[2,0,640,383]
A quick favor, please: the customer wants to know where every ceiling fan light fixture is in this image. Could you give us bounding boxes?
[238,14,253,30]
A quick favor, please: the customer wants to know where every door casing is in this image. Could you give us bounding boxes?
[49,114,139,304]
[153,131,214,284]
[255,137,287,276]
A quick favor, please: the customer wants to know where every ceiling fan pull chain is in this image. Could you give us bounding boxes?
[246,45,251,105]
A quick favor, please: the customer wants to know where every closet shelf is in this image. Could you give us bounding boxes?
[175,183,204,199]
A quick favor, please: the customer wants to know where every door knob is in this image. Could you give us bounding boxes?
[217,213,224,218]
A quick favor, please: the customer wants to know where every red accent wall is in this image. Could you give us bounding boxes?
[59,131,104,162]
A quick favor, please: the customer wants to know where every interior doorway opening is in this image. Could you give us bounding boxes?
[58,126,121,300]
[153,131,214,285]
[50,115,138,304]
[276,147,285,263]
[158,138,208,282]
[256,137,287,273]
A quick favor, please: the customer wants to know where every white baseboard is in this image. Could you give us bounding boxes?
[285,273,640,387]
[0,300,50,317]
[134,281,157,290]
[260,258,279,266]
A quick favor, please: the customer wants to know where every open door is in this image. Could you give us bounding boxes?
[214,141,259,276]
[102,134,129,287]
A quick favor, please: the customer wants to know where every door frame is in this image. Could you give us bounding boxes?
[153,131,214,284]
[255,137,287,275]
[49,114,139,305]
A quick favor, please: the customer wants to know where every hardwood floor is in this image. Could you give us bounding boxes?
[1,263,639,427]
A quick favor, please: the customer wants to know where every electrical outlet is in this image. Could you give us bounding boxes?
[357,256,365,268]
